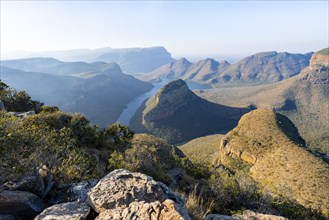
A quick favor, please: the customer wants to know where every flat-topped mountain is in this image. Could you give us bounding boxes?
[0,57,105,76]
[198,48,329,154]
[2,46,174,74]
[218,109,329,214]
[140,51,312,86]
[1,63,152,126]
[130,79,251,143]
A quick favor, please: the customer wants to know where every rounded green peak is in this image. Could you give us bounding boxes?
[316,48,329,56]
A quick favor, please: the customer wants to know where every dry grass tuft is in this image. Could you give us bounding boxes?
[184,187,215,220]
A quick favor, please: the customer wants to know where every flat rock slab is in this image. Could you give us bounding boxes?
[34,201,90,220]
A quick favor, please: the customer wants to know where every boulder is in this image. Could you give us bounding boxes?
[47,179,98,205]
[34,201,90,220]
[88,169,191,220]
[0,176,38,195]
[7,110,35,118]
[204,210,288,220]
[0,215,15,220]
[0,100,5,111]
[67,179,98,202]
[0,190,45,220]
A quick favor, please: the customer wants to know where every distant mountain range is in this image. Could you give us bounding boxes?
[130,79,251,143]
[0,60,153,126]
[2,46,174,74]
[138,51,313,86]
[198,48,329,154]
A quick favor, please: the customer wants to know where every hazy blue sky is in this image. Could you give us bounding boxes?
[1,1,328,59]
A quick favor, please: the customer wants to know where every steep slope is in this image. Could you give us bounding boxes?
[2,46,174,74]
[1,64,153,126]
[198,48,329,154]
[130,79,251,143]
[218,109,329,214]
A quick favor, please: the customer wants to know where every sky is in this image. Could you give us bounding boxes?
[1,1,328,59]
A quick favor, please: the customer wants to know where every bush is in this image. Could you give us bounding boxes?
[0,81,43,112]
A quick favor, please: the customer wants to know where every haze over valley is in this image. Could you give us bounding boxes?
[0,1,328,220]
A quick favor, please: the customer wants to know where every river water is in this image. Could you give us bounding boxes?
[116,80,210,126]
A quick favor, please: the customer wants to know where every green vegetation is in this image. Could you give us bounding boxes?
[316,48,329,55]
[1,81,328,219]
[179,134,223,165]
[0,81,43,112]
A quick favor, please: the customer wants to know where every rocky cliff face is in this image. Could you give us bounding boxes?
[301,48,329,84]
[310,48,329,68]
[218,109,329,214]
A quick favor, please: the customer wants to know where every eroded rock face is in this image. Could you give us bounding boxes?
[0,190,45,220]
[310,51,329,68]
[34,201,90,220]
[301,50,329,84]
[204,210,288,220]
[87,169,191,220]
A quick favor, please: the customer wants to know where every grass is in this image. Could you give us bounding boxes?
[316,48,329,56]
[183,187,215,220]
[178,134,224,165]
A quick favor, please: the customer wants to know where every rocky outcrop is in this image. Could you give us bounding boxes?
[34,201,90,220]
[87,169,191,220]
[301,49,329,84]
[204,210,288,220]
[7,110,35,118]
[310,48,329,68]
[0,190,45,219]
[67,179,98,202]
[0,176,39,195]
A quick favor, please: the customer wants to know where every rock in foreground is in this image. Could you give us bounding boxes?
[34,201,90,220]
[87,169,191,220]
[205,210,288,220]
[0,190,45,220]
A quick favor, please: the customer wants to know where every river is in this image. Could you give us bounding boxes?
[116,80,210,126]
